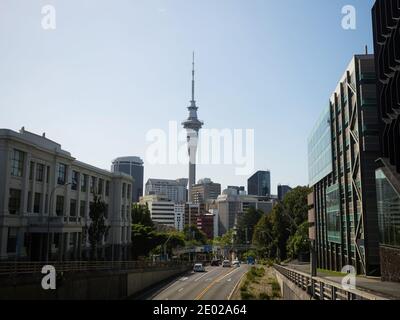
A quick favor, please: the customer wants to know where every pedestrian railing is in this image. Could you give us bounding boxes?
[274,264,388,300]
[0,260,191,276]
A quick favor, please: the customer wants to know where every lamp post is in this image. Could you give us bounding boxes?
[46,182,71,263]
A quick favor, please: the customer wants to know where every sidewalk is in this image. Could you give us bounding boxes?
[285,263,400,300]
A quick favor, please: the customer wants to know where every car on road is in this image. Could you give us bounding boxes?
[232,260,240,268]
[193,263,206,272]
[210,259,220,266]
[222,260,231,268]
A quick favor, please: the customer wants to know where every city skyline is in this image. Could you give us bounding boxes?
[0,0,375,193]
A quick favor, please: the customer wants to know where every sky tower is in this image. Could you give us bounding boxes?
[182,53,203,203]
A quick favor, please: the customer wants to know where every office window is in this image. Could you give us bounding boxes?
[70,199,77,217]
[105,181,110,196]
[36,164,44,182]
[29,162,34,180]
[127,184,131,199]
[8,189,21,215]
[122,183,126,198]
[55,195,64,216]
[27,191,32,212]
[7,228,18,253]
[57,163,67,185]
[80,200,86,217]
[46,166,50,183]
[71,171,79,191]
[98,178,104,195]
[90,176,96,194]
[11,149,24,177]
[81,174,87,192]
[121,205,125,219]
[33,193,41,213]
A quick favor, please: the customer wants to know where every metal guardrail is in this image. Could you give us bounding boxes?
[0,260,192,276]
[274,264,388,301]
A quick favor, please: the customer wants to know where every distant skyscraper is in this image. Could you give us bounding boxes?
[111,156,144,202]
[277,185,292,201]
[248,171,271,197]
[191,178,221,204]
[182,53,203,203]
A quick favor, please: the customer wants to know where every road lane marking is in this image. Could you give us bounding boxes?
[194,267,224,282]
[216,267,242,283]
[194,272,210,282]
[227,269,248,300]
[194,267,242,300]
[178,288,184,292]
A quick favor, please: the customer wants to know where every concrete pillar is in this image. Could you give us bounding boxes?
[30,162,37,214]
[21,153,31,214]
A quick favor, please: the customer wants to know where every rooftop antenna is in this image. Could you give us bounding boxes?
[365,45,368,55]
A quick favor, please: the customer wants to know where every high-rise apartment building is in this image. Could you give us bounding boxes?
[372,0,400,281]
[111,156,144,203]
[248,171,271,197]
[308,55,381,276]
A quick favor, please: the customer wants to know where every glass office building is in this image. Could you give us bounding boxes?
[111,156,144,203]
[372,0,400,282]
[308,55,381,276]
[248,171,271,197]
[308,106,333,187]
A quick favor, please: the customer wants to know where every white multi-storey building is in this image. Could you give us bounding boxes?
[174,204,185,232]
[145,178,187,203]
[139,195,184,230]
[0,128,133,261]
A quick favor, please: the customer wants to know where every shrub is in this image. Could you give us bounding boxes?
[241,290,255,300]
[259,292,271,300]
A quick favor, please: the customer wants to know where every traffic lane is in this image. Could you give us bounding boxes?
[152,266,227,300]
[196,265,249,300]
[152,266,228,300]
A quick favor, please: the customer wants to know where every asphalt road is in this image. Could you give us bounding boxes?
[150,265,249,300]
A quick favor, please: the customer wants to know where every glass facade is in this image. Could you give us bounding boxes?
[326,184,341,244]
[376,169,400,247]
[308,106,333,186]
[247,171,271,196]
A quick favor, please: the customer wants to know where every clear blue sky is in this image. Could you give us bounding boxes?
[0,0,375,193]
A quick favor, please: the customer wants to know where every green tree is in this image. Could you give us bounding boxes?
[251,186,311,262]
[183,225,208,245]
[87,195,110,260]
[131,224,162,259]
[131,203,153,227]
[214,229,235,247]
[236,207,263,245]
[287,221,310,260]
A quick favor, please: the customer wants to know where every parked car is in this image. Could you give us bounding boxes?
[232,260,240,268]
[193,263,206,272]
[211,259,220,266]
[222,260,231,268]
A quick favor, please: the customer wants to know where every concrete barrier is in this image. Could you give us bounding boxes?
[0,265,190,300]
